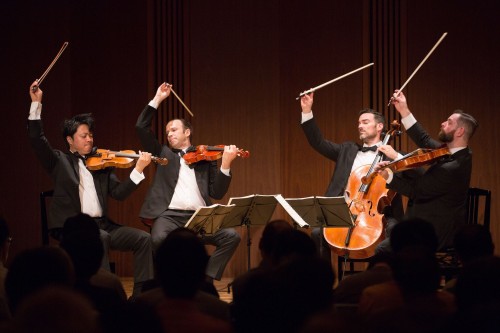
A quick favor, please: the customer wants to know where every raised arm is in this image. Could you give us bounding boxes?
[136,83,172,155]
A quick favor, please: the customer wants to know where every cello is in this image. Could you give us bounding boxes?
[323,121,400,259]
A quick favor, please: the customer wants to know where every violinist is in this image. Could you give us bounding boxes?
[300,92,405,262]
[27,81,155,299]
[376,90,478,252]
[136,83,241,285]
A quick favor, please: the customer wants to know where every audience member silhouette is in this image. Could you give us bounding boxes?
[443,223,495,292]
[358,219,455,333]
[454,223,494,264]
[155,228,232,333]
[232,225,334,333]
[100,299,164,333]
[255,219,294,269]
[60,213,126,299]
[4,246,75,316]
[0,216,12,321]
[59,213,126,325]
[450,256,500,333]
[12,286,100,333]
[333,252,393,304]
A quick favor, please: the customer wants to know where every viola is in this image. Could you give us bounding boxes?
[361,146,450,185]
[182,145,250,165]
[86,149,168,170]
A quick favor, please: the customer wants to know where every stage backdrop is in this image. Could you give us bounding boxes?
[2,0,498,278]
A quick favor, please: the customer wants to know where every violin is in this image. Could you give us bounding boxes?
[361,146,450,185]
[182,145,250,165]
[86,149,168,170]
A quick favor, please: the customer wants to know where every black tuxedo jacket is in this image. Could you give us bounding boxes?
[301,117,404,219]
[387,121,472,251]
[136,105,232,219]
[28,119,138,230]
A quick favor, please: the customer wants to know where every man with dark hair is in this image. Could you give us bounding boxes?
[299,92,404,262]
[27,80,154,298]
[377,90,478,252]
[136,83,241,283]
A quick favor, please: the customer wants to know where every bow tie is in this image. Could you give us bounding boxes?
[172,146,196,157]
[360,145,378,153]
[72,147,98,161]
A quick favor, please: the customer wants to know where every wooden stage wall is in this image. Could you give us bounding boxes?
[1,0,498,278]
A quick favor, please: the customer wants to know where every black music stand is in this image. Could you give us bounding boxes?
[284,196,354,257]
[185,204,235,237]
[284,196,353,228]
[222,194,311,270]
[222,195,279,271]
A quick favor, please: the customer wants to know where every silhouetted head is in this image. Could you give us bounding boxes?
[5,246,75,314]
[155,228,208,299]
[60,214,103,281]
[390,218,438,254]
[454,224,494,264]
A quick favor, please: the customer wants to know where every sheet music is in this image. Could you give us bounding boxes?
[274,194,309,228]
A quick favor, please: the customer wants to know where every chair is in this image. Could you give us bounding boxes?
[40,190,54,245]
[465,187,491,229]
[337,256,370,281]
[438,187,491,280]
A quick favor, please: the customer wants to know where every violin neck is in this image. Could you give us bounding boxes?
[110,150,167,166]
[111,151,140,159]
[206,146,224,151]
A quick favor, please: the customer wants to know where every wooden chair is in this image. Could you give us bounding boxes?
[40,190,54,245]
[466,187,491,229]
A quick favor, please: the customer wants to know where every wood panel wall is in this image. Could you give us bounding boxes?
[2,0,498,278]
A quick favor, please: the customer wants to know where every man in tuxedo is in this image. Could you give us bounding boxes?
[377,90,478,252]
[299,92,404,263]
[27,81,154,298]
[136,83,241,283]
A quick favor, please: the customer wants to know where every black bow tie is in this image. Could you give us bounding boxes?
[360,145,378,153]
[172,146,196,157]
[73,147,98,161]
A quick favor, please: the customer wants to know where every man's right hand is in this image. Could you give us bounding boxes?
[391,90,411,117]
[300,92,313,113]
[30,80,43,103]
[152,82,172,105]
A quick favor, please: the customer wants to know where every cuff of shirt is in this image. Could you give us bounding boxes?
[130,168,145,184]
[148,99,160,110]
[29,102,42,120]
[220,168,230,176]
[301,111,313,124]
[385,168,394,184]
[401,113,417,129]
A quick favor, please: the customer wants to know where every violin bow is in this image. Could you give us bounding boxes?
[165,83,194,117]
[296,63,374,100]
[388,32,448,106]
[32,42,69,92]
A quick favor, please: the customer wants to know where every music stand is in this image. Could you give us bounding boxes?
[185,204,235,237]
[284,196,353,227]
[222,195,280,270]
[285,196,354,257]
